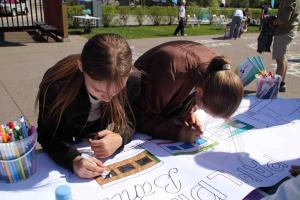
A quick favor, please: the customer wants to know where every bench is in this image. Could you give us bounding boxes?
[34,22,61,42]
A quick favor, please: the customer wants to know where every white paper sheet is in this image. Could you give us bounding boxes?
[1,97,300,200]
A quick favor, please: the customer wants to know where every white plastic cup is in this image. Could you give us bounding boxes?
[255,74,282,99]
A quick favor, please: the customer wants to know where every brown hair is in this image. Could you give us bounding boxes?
[36,33,133,136]
[202,56,244,119]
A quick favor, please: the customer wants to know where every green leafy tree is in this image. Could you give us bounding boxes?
[208,0,219,7]
[199,0,209,7]
[166,6,177,25]
[67,5,84,27]
[66,0,77,6]
[102,5,116,27]
[149,6,165,25]
[229,0,238,7]
[134,6,147,25]
[249,0,261,8]
[239,0,249,8]
[118,6,130,26]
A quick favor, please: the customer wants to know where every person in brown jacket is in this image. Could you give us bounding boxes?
[134,41,244,143]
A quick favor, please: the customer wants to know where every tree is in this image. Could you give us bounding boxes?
[239,0,249,8]
[249,0,261,8]
[229,0,238,7]
[208,0,219,7]
[198,0,209,7]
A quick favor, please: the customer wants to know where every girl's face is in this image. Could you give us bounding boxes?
[83,72,127,102]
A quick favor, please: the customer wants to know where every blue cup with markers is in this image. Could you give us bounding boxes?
[0,139,37,183]
[0,117,37,183]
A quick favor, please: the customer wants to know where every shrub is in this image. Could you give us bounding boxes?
[134,6,147,25]
[166,6,177,25]
[102,5,117,27]
[148,6,165,25]
[117,6,130,26]
[67,5,84,28]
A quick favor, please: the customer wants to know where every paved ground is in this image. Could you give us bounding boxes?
[0,32,299,126]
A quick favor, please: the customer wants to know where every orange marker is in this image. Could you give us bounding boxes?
[1,127,6,143]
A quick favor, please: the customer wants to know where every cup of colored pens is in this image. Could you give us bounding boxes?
[255,71,282,99]
[0,116,37,183]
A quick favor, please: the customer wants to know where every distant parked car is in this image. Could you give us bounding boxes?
[0,0,28,16]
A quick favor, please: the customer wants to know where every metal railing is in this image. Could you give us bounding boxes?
[0,0,44,31]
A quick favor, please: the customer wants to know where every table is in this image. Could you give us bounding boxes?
[72,15,101,33]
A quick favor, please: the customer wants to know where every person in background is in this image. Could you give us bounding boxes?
[262,2,270,19]
[173,0,186,36]
[260,2,270,31]
[239,8,250,38]
[229,9,244,39]
[271,0,299,92]
[261,165,300,199]
[133,41,244,143]
[36,33,135,178]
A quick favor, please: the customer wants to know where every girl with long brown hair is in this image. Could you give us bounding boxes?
[36,33,134,178]
[134,40,244,143]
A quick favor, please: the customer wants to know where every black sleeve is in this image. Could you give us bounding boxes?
[37,83,80,170]
[122,72,141,146]
[121,115,134,146]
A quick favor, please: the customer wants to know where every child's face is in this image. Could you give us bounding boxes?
[83,72,127,102]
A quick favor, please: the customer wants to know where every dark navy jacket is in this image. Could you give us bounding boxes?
[257,16,277,53]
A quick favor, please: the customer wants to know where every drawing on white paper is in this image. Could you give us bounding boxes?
[101,168,183,200]
[155,139,218,156]
[153,119,253,156]
[171,194,191,200]
[96,150,162,187]
[207,171,244,187]
[191,180,227,200]
[154,168,181,194]
[263,155,289,173]
[234,97,300,128]
[236,155,288,184]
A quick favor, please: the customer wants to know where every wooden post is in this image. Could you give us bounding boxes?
[43,0,68,40]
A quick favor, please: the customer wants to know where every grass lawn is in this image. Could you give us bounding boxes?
[69,25,260,40]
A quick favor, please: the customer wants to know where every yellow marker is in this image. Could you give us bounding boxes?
[1,125,6,143]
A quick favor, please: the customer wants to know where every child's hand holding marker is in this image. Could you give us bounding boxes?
[73,153,105,179]
[179,112,204,143]
[185,112,204,132]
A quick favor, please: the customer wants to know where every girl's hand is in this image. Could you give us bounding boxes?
[184,112,204,133]
[290,165,300,176]
[72,155,104,178]
[89,130,123,158]
[179,126,203,143]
